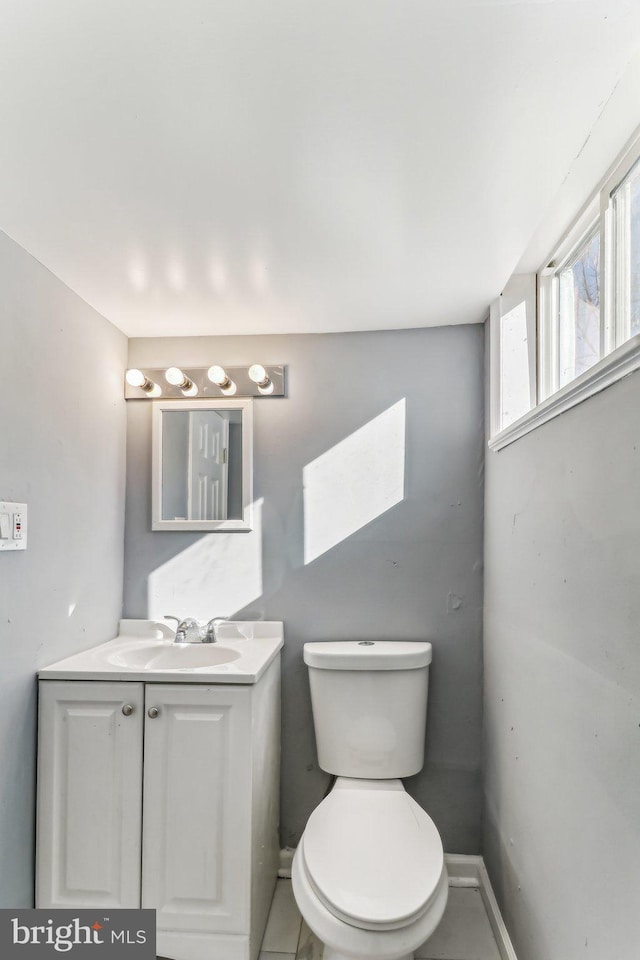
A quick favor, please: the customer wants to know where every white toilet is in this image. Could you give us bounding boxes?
[292,640,448,960]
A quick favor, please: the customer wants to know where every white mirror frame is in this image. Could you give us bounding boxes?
[151,398,254,532]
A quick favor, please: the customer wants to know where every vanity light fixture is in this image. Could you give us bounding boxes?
[248,364,274,395]
[165,367,198,396]
[207,365,237,396]
[125,368,162,397]
[124,364,285,399]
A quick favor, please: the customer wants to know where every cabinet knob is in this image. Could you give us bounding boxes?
[122,704,134,717]
[148,707,160,719]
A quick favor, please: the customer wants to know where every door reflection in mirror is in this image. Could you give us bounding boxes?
[161,409,243,521]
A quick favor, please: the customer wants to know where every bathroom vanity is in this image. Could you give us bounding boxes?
[36,620,283,960]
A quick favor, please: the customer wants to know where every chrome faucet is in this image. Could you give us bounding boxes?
[164,615,202,644]
[164,615,228,644]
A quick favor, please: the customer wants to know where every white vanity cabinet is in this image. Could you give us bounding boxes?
[36,657,281,960]
[36,680,145,910]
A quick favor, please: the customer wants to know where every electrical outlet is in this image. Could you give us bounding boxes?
[0,502,27,551]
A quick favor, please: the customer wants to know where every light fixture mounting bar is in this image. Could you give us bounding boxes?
[124,365,285,399]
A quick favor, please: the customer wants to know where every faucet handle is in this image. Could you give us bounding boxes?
[163,614,182,639]
[203,616,229,644]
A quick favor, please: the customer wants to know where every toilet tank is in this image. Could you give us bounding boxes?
[304,640,432,779]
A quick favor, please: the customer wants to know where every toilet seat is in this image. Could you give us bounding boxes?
[300,779,444,932]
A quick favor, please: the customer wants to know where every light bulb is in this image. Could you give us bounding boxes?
[248,363,271,389]
[258,380,275,395]
[208,365,230,387]
[126,368,146,387]
[165,366,196,393]
[126,368,160,395]
[165,367,187,386]
[248,364,267,384]
[207,364,236,395]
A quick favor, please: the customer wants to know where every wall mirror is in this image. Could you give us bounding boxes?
[152,399,253,531]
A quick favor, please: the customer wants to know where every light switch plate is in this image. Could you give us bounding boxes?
[0,501,27,551]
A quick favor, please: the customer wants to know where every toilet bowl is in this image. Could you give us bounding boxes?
[292,778,448,960]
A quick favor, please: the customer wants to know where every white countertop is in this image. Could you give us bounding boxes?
[39,619,284,684]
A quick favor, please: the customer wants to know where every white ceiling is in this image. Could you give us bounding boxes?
[1,1,639,338]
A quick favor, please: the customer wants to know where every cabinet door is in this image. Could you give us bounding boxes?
[141,684,252,935]
[36,680,144,909]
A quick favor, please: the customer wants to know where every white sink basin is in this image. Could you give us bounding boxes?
[39,619,283,684]
[108,643,242,670]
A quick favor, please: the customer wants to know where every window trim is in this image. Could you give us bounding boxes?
[489,125,640,452]
[489,330,640,451]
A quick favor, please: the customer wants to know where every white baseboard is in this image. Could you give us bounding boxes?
[278,849,517,960]
[441,855,518,960]
[443,853,483,887]
[278,846,295,877]
[476,859,519,960]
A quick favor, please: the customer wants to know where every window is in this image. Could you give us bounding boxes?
[490,128,640,450]
[500,299,531,428]
[539,143,640,403]
[557,227,601,385]
[493,274,536,434]
[611,155,640,343]
[546,222,603,397]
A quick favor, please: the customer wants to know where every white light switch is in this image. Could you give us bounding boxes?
[0,502,27,550]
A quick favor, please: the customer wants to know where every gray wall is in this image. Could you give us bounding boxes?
[483,371,640,959]
[125,326,485,851]
[0,231,127,907]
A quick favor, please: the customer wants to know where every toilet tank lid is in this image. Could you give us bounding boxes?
[303,640,432,670]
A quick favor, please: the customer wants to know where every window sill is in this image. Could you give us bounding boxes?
[489,332,640,452]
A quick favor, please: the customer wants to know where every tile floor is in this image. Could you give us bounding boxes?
[260,878,502,960]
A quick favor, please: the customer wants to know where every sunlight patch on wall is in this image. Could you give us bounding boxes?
[148,498,263,620]
[303,400,406,565]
